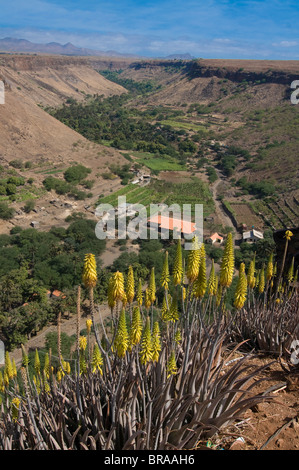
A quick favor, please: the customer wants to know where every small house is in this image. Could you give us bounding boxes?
[206,232,224,245]
[242,228,264,243]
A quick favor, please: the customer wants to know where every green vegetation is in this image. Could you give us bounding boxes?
[42,164,93,199]
[47,85,206,167]
[98,69,161,95]
[133,152,186,172]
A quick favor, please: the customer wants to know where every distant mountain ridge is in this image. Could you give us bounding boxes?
[0,37,194,60]
[0,37,140,58]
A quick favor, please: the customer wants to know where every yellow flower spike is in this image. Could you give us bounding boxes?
[0,372,4,393]
[34,349,41,376]
[107,276,116,309]
[220,232,234,288]
[144,287,152,309]
[136,278,143,307]
[5,352,13,381]
[44,378,50,394]
[91,343,103,374]
[266,253,274,281]
[258,268,265,294]
[175,329,182,344]
[11,397,20,422]
[130,306,143,346]
[186,236,200,283]
[111,271,125,303]
[43,353,50,380]
[168,293,179,322]
[193,243,207,299]
[79,336,87,351]
[287,256,295,283]
[234,263,247,309]
[207,260,217,296]
[285,230,293,241]
[161,294,171,322]
[57,369,62,382]
[173,240,183,286]
[82,253,97,289]
[151,321,161,363]
[21,344,29,367]
[160,251,170,291]
[114,308,129,358]
[3,370,9,388]
[247,256,256,289]
[149,267,156,304]
[65,362,71,374]
[126,265,135,304]
[167,351,178,378]
[140,317,153,365]
[33,375,41,394]
[86,319,93,334]
[79,352,87,375]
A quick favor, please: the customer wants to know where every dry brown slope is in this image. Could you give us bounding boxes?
[0,54,128,163]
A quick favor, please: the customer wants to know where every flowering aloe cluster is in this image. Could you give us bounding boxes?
[0,231,297,450]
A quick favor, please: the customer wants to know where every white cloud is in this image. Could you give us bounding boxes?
[272,40,298,47]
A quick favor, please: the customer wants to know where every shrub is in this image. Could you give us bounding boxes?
[64,164,91,184]
[0,201,15,220]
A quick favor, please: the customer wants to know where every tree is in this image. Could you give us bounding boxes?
[64,165,91,184]
[0,202,15,220]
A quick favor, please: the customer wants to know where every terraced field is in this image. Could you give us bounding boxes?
[252,194,299,230]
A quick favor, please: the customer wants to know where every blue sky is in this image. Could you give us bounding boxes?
[0,0,299,58]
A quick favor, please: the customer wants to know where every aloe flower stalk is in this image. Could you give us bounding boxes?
[167,351,178,378]
[136,278,143,307]
[140,317,152,365]
[234,263,248,309]
[186,236,200,283]
[247,255,256,289]
[168,293,179,322]
[160,251,170,291]
[207,260,217,296]
[149,267,156,305]
[34,349,41,376]
[82,253,97,289]
[130,306,143,346]
[151,321,161,363]
[86,319,92,334]
[79,336,87,351]
[266,253,274,281]
[0,372,4,393]
[11,397,20,422]
[126,265,135,304]
[5,352,13,381]
[193,243,207,299]
[144,288,151,309]
[220,232,234,288]
[287,256,295,283]
[114,308,129,358]
[43,353,50,380]
[91,343,103,374]
[107,276,116,310]
[111,271,125,303]
[173,240,183,286]
[161,294,171,322]
[259,268,265,294]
